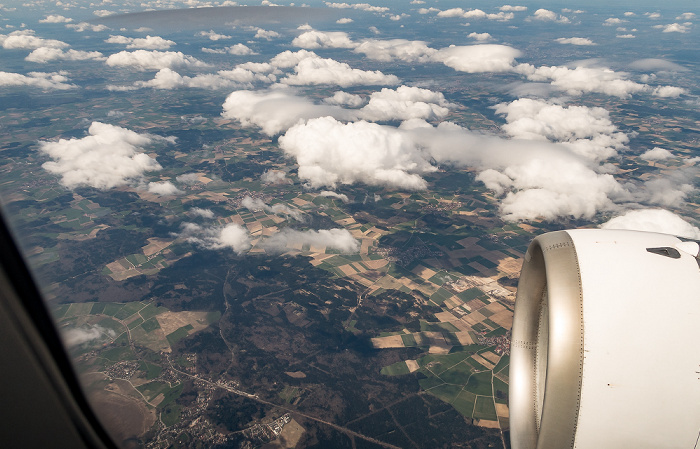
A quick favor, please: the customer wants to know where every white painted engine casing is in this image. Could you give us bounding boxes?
[510,229,700,449]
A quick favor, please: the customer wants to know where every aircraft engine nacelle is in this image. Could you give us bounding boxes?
[510,229,700,449]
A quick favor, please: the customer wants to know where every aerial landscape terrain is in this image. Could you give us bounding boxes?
[0,0,698,447]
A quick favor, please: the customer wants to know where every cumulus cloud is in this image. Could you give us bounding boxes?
[260,228,360,254]
[292,30,355,49]
[105,35,175,50]
[279,117,436,190]
[197,30,231,40]
[0,70,76,90]
[353,38,437,62]
[358,85,451,122]
[190,207,214,218]
[179,222,251,254]
[657,23,689,33]
[148,181,183,196]
[640,147,673,161]
[437,8,514,21]
[63,325,115,346]
[38,122,166,190]
[468,32,492,42]
[202,43,254,55]
[25,47,105,63]
[66,22,109,32]
[260,170,290,184]
[319,191,350,202]
[0,30,68,49]
[324,2,389,13]
[111,68,247,91]
[531,9,569,23]
[601,209,700,239]
[280,55,399,87]
[337,18,353,24]
[253,28,281,40]
[323,91,365,107]
[241,196,303,221]
[176,173,200,184]
[500,5,527,12]
[40,14,72,23]
[556,37,595,45]
[652,86,687,97]
[514,63,649,98]
[435,45,521,73]
[221,89,354,135]
[105,50,209,71]
[493,98,628,161]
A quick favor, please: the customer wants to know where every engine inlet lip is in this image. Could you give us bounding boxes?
[510,231,585,449]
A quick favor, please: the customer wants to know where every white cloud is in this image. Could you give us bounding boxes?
[434,44,521,73]
[202,43,255,55]
[260,170,290,184]
[105,50,209,71]
[176,173,200,184]
[437,8,513,21]
[148,181,183,195]
[500,5,527,12]
[658,23,689,33]
[39,14,72,23]
[319,191,350,202]
[604,17,625,25]
[358,85,451,122]
[38,122,166,190]
[354,38,437,62]
[531,9,569,23]
[179,222,251,254]
[25,47,105,63]
[241,195,303,221]
[292,29,356,49]
[601,209,700,239]
[641,147,673,161]
[260,228,360,254]
[556,37,595,45]
[197,30,232,40]
[253,28,281,40]
[676,13,695,20]
[105,35,175,50]
[617,34,636,39]
[652,85,687,97]
[280,55,399,87]
[113,68,246,91]
[279,117,436,190]
[0,70,76,90]
[628,58,688,72]
[63,325,115,346]
[221,89,355,135]
[0,30,68,49]
[190,207,214,218]
[418,7,439,14]
[336,18,354,24]
[324,2,389,13]
[66,22,109,33]
[493,98,628,161]
[323,91,365,107]
[468,32,492,42]
[514,63,649,98]
[645,12,661,19]
[93,10,115,17]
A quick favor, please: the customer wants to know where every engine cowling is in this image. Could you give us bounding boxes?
[510,229,700,449]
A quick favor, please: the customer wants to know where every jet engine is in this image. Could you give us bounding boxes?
[510,229,700,449]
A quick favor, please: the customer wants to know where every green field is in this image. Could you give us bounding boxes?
[380,361,410,376]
